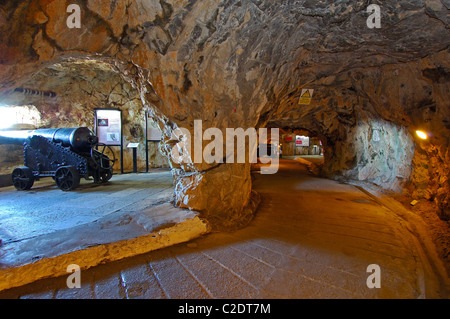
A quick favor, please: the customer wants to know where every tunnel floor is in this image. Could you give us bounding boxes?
[0,159,448,299]
[0,169,209,291]
[0,169,174,243]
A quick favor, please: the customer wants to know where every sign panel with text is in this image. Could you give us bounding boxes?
[296,136,310,147]
[95,109,122,146]
[147,117,163,141]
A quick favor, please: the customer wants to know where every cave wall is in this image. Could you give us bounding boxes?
[339,117,415,193]
[352,50,450,219]
[410,140,450,220]
[0,144,24,177]
[0,0,449,227]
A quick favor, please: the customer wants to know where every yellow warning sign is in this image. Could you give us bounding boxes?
[298,89,314,105]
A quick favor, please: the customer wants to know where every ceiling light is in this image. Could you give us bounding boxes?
[416,130,428,140]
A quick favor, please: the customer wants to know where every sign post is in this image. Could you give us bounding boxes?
[145,111,163,172]
[127,143,139,174]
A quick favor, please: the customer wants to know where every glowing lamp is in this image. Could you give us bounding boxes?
[416,131,428,140]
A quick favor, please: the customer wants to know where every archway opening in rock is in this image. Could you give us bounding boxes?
[0,57,182,243]
[278,128,324,159]
[0,105,42,130]
[0,58,170,175]
[264,93,418,194]
[0,105,43,181]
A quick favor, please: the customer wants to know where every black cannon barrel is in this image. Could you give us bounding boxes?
[0,127,98,152]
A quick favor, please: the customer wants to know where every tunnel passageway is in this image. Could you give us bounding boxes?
[1,159,446,299]
[0,0,448,301]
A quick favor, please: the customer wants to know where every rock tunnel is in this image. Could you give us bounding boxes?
[0,0,448,229]
[0,0,449,298]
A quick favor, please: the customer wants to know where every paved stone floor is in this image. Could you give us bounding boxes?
[0,169,174,244]
[0,160,448,299]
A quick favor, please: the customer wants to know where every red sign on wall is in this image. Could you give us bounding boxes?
[285,136,293,142]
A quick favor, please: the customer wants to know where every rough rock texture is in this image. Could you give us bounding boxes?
[410,143,450,220]
[340,118,416,193]
[0,0,449,227]
[0,145,24,176]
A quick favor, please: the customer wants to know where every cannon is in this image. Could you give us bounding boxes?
[0,127,116,191]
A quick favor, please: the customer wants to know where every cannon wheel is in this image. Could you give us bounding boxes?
[12,167,34,191]
[55,166,80,191]
[91,143,116,170]
[100,168,113,183]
